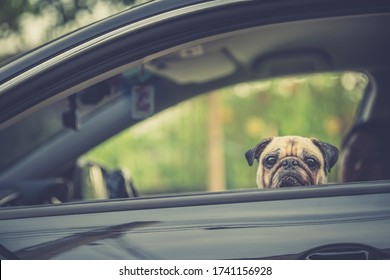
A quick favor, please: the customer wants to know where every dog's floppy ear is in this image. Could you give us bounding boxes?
[311,139,339,174]
[245,138,273,166]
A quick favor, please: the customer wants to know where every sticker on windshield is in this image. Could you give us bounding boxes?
[131,85,155,119]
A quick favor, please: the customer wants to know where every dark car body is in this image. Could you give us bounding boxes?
[1,0,390,260]
[1,184,390,259]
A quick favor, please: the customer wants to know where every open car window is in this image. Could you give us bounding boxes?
[0,44,369,204]
[79,69,367,196]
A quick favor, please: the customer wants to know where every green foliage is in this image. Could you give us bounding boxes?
[0,0,152,61]
[83,72,366,194]
[0,0,34,37]
[0,0,147,37]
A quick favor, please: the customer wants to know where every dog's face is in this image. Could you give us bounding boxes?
[245,136,339,188]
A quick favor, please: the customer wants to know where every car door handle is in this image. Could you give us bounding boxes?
[306,250,370,260]
[301,243,388,260]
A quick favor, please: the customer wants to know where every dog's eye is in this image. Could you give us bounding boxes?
[305,158,318,168]
[264,156,277,167]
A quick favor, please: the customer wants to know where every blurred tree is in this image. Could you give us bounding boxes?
[0,0,150,60]
[207,91,226,191]
[0,0,145,36]
[0,0,34,36]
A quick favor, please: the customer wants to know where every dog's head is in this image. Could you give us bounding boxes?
[245,136,339,188]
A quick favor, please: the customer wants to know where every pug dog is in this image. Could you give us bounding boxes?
[245,136,339,188]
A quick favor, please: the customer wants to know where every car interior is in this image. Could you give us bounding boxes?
[0,12,390,207]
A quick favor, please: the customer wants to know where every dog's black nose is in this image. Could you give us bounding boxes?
[282,158,298,170]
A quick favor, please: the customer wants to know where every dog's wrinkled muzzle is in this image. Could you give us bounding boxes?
[278,173,305,187]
